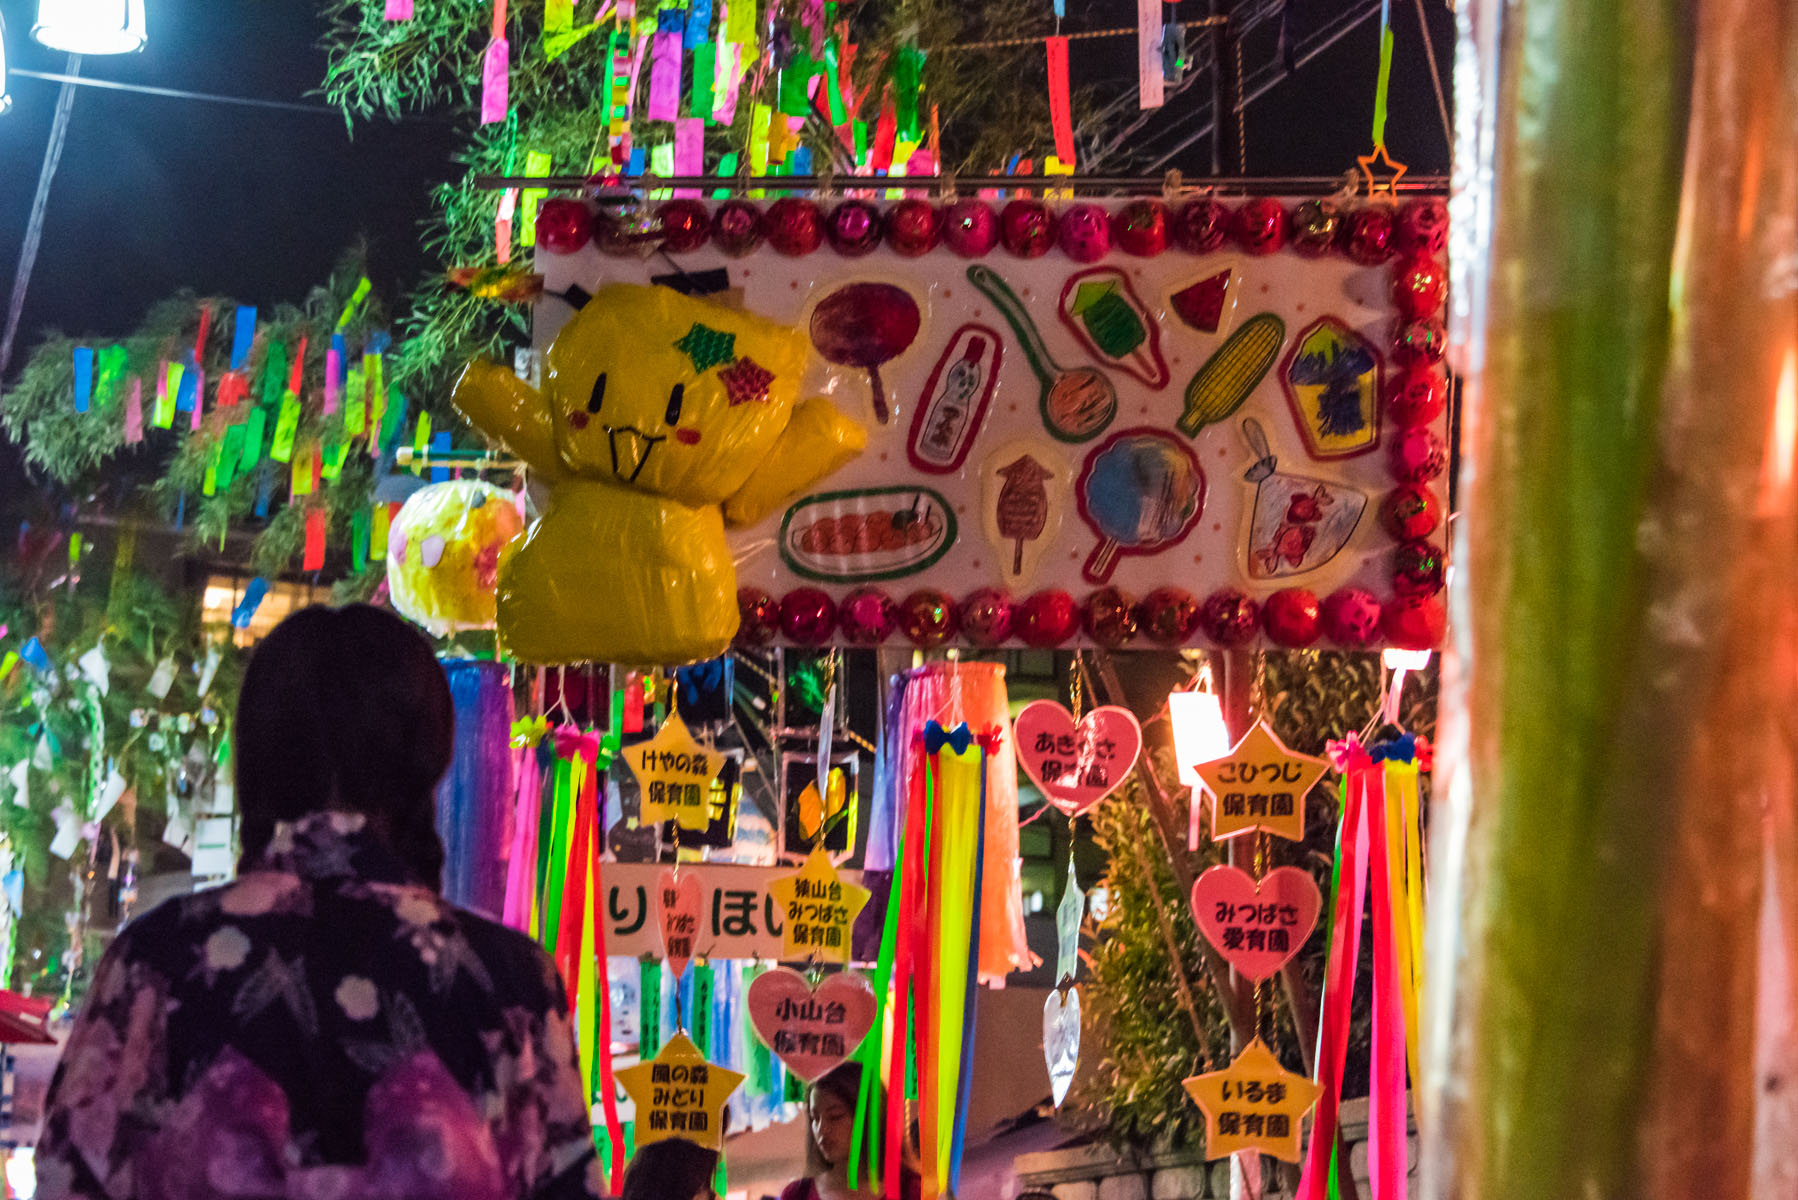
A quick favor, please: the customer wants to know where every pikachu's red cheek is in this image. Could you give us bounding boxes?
[676,428,701,445]
[568,412,590,429]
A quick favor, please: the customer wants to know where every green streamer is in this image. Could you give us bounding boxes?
[640,960,664,1059]
[1370,25,1394,147]
[690,43,716,118]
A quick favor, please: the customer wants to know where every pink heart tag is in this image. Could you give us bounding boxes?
[746,967,877,1082]
[1189,865,1322,982]
[1013,700,1144,816]
[657,869,703,980]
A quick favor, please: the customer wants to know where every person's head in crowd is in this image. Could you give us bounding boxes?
[235,603,453,888]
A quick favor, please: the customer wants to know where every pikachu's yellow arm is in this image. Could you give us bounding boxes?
[451,360,566,483]
[723,397,868,527]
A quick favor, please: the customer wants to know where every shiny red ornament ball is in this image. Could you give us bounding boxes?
[1200,588,1261,645]
[735,587,780,647]
[779,587,837,643]
[886,199,942,257]
[1394,198,1450,259]
[711,200,766,256]
[1082,587,1139,647]
[1382,484,1440,541]
[827,199,884,256]
[1137,587,1201,644]
[900,589,959,647]
[1231,198,1289,256]
[1017,589,1081,647]
[656,199,712,253]
[1322,588,1382,647]
[1000,200,1057,258]
[1393,540,1447,596]
[1057,204,1113,262]
[1173,198,1230,253]
[1392,319,1448,368]
[959,589,1016,646]
[1343,206,1395,264]
[1383,593,1446,650]
[1290,198,1343,258]
[1390,427,1449,483]
[536,198,594,253]
[1392,255,1448,320]
[766,197,826,256]
[1387,367,1448,428]
[838,587,897,645]
[1263,588,1322,647]
[942,199,1000,257]
[1112,199,1170,256]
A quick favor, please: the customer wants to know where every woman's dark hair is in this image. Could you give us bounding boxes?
[235,604,453,888]
[620,1137,719,1200]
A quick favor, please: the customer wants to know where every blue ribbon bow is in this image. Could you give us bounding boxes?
[923,721,974,755]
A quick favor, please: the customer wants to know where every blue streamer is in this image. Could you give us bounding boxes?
[684,0,712,47]
[72,347,93,413]
[429,431,453,482]
[231,306,257,370]
[230,578,270,629]
[434,659,516,916]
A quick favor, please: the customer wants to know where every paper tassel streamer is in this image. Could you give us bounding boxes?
[231,306,256,369]
[648,27,682,121]
[1046,37,1075,165]
[72,347,93,413]
[433,660,516,917]
[480,37,510,125]
[1136,0,1164,108]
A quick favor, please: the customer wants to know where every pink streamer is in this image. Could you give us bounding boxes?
[501,740,543,931]
[323,349,340,416]
[626,34,652,121]
[713,42,743,125]
[384,0,414,17]
[1366,775,1408,1196]
[647,31,682,122]
[674,119,705,197]
[480,37,510,125]
[124,378,144,444]
[1294,769,1372,1200]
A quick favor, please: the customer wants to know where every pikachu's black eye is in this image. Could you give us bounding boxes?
[664,382,685,427]
[587,372,608,413]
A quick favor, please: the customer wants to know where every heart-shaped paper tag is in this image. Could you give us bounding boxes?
[746,967,877,1082]
[1043,985,1081,1107]
[1014,700,1144,816]
[657,868,703,980]
[1188,865,1322,982]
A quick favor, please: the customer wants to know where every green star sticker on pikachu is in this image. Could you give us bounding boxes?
[453,283,868,665]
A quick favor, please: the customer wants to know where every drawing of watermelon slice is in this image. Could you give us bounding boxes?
[1171,268,1234,334]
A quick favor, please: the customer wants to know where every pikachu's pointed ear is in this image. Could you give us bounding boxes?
[452,361,564,482]
[723,397,867,526]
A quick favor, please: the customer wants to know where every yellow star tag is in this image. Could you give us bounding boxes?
[1181,1038,1319,1163]
[626,712,724,832]
[615,1030,745,1151]
[767,845,871,965]
[1193,720,1328,843]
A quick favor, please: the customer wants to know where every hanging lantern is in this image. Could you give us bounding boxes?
[33,0,146,54]
[1168,688,1230,787]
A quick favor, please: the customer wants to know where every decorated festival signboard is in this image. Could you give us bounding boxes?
[599,861,868,961]
[526,196,1450,653]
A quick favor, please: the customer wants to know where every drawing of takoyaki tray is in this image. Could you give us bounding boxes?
[779,486,959,583]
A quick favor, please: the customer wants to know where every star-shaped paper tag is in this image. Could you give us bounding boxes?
[1193,720,1328,842]
[615,1030,744,1150]
[1181,1038,1319,1163]
[626,712,724,832]
[767,846,871,965]
[1356,142,1408,198]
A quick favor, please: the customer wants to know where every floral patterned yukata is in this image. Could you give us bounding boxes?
[34,812,605,1200]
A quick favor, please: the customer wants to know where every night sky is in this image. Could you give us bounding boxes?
[0,0,1452,357]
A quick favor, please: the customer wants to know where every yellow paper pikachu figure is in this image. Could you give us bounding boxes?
[453,284,867,665]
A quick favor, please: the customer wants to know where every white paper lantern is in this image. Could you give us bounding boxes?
[32,0,146,55]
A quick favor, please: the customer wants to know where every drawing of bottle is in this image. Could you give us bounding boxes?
[924,336,986,453]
